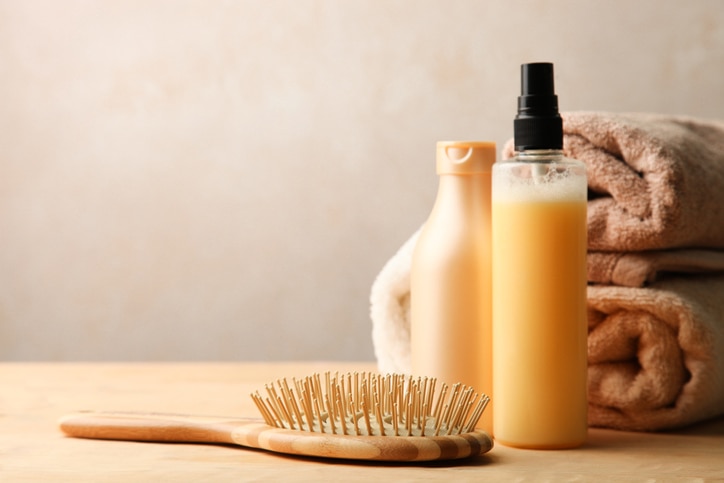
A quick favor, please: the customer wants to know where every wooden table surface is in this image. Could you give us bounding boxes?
[1,362,723,482]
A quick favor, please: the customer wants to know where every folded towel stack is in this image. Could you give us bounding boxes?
[370,112,724,431]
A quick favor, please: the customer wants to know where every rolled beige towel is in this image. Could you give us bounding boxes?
[370,229,418,375]
[587,275,724,431]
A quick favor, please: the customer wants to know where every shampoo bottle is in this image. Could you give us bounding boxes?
[411,141,496,434]
[492,63,587,448]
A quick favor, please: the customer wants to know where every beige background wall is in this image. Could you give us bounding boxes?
[1,0,722,361]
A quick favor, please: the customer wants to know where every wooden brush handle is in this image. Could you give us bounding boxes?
[59,412,246,444]
[59,411,493,462]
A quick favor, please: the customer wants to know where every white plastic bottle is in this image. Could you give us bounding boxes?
[411,141,496,434]
[492,63,588,448]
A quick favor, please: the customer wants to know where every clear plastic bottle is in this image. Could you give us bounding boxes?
[411,140,496,434]
[492,63,588,448]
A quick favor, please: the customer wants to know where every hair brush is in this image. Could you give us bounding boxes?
[59,371,492,462]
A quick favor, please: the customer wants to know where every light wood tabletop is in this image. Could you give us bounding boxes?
[1,362,722,481]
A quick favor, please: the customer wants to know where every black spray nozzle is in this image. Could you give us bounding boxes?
[514,62,563,151]
[521,63,555,97]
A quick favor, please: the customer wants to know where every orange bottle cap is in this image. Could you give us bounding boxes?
[436,141,496,175]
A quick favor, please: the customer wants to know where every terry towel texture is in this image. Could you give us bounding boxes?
[370,112,724,431]
[551,112,724,252]
[588,275,724,431]
[587,249,724,287]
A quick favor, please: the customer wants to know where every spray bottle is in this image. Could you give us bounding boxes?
[492,63,588,448]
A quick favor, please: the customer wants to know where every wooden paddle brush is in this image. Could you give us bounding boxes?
[59,372,492,462]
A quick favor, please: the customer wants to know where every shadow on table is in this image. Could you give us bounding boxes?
[583,414,724,451]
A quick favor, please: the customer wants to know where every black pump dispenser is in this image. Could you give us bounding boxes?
[514,63,563,151]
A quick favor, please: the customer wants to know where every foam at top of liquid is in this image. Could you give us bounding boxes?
[492,167,586,203]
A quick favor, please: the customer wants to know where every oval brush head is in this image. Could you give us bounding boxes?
[251,372,490,438]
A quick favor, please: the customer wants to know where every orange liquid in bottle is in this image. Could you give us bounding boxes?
[492,194,587,448]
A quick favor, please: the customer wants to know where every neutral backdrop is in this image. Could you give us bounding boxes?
[1,0,722,361]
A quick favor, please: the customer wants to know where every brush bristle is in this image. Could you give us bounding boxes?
[250,372,489,437]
